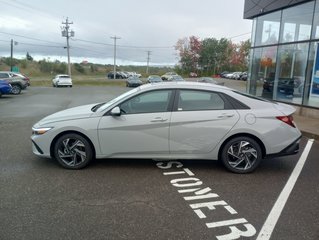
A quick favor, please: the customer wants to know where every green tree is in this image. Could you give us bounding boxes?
[39,59,51,73]
[175,36,202,74]
[199,37,232,75]
[74,63,85,73]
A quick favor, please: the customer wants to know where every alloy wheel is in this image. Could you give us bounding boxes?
[54,133,93,169]
[226,141,258,171]
[221,136,262,173]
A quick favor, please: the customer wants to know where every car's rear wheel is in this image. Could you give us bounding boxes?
[221,136,262,173]
[53,133,93,169]
[11,85,21,95]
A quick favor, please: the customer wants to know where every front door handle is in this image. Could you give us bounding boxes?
[150,117,168,122]
[217,113,234,118]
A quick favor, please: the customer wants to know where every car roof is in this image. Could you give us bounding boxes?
[139,81,230,92]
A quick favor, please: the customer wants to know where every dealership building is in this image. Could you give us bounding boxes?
[244,0,319,116]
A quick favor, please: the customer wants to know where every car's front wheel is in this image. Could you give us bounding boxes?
[11,84,21,95]
[221,136,262,173]
[53,133,93,169]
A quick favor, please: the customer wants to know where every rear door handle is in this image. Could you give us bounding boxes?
[150,117,168,122]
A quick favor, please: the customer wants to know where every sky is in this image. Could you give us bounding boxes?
[0,0,252,66]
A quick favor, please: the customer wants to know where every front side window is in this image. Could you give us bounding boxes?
[119,90,173,114]
[177,90,225,111]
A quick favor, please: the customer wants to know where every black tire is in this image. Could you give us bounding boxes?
[221,136,262,174]
[53,133,93,169]
[0,91,2,98]
[11,84,22,95]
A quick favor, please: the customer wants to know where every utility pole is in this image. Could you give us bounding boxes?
[146,51,151,75]
[111,36,121,79]
[61,17,74,77]
[10,39,18,72]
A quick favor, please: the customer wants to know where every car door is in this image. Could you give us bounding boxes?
[98,89,174,158]
[169,89,239,154]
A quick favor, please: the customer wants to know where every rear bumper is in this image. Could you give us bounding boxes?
[266,135,302,158]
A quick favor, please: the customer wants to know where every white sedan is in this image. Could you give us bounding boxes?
[31,82,301,173]
[52,74,72,87]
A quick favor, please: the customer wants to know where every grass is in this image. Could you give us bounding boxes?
[30,75,128,87]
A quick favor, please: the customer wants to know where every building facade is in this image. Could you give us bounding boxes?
[244,0,319,109]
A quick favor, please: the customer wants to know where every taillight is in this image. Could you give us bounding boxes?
[276,115,296,128]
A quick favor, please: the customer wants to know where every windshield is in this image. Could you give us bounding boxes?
[96,87,139,112]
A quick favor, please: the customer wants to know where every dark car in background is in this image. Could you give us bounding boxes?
[0,71,28,95]
[0,80,12,97]
[107,72,124,79]
[126,76,143,87]
[147,75,162,83]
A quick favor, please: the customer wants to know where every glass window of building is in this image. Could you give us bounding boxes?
[272,43,309,104]
[255,11,281,46]
[307,43,319,108]
[249,46,278,98]
[312,1,319,39]
[280,2,314,43]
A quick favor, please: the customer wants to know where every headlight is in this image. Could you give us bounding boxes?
[32,127,53,135]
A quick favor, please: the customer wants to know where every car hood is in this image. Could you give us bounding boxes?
[37,103,97,126]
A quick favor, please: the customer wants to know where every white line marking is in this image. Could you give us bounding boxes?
[257,139,314,240]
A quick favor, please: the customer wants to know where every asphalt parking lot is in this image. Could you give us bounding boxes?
[0,86,318,240]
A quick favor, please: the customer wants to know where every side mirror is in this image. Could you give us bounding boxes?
[110,106,121,116]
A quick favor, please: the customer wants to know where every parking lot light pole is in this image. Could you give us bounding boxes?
[111,36,121,79]
[10,39,18,72]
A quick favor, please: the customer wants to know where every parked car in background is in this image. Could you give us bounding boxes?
[231,72,243,80]
[197,77,224,85]
[240,72,248,81]
[189,72,198,78]
[147,75,163,83]
[107,72,124,79]
[0,80,12,97]
[31,82,301,173]
[126,76,143,87]
[161,72,178,81]
[0,71,28,95]
[12,72,31,86]
[224,72,235,79]
[219,71,229,78]
[52,75,72,87]
[167,75,185,81]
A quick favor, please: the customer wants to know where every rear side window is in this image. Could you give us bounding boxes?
[178,90,225,111]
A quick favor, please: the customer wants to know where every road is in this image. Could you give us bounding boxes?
[0,86,318,240]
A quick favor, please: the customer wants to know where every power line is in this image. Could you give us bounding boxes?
[0,31,62,45]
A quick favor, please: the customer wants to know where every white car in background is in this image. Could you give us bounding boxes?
[52,74,72,87]
[31,82,301,173]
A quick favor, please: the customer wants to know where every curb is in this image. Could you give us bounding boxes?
[300,130,319,141]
